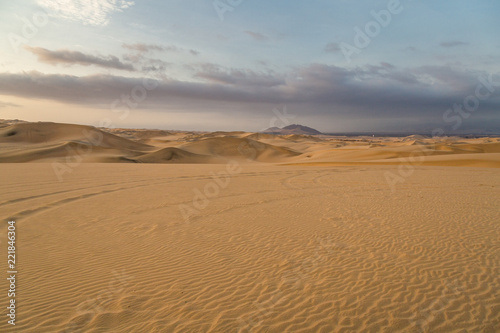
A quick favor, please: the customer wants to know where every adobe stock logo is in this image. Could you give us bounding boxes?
[213,0,244,21]
[8,9,49,53]
[340,0,412,63]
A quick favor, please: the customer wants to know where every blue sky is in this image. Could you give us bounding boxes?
[0,0,499,133]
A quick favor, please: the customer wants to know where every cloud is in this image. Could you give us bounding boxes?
[122,51,171,76]
[122,43,200,56]
[37,0,134,26]
[0,65,498,131]
[122,43,164,53]
[163,45,181,52]
[411,65,476,90]
[244,31,269,41]
[141,59,171,74]
[194,64,284,87]
[24,46,135,71]
[440,41,468,48]
[0,101,20,108]
[123,53,144,63]
[324,43,341,53]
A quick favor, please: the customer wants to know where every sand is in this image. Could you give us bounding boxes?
[0,121,499,332]
[1,121,500,167]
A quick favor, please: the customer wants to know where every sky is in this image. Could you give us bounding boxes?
[0,0,499,133]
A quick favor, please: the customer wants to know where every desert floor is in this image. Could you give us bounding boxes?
[0,162,499,332]
[0,121,499,332]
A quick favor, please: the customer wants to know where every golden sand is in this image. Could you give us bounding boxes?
[0,121,498,332]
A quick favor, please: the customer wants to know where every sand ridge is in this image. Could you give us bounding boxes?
[1,121,499,168]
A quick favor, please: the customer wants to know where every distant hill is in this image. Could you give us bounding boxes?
[262,124,322,135]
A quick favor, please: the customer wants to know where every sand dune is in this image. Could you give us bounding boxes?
[242,132,278,141]
[0,123,159,164]
[0,141,127,163]
[180,137,301,162]
[128,147,219,164]
[0,122,152,150]
[1,121,499,168]
[0,121,499,332]
[281,134,324,142]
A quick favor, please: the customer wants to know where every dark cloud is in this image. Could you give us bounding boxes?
[361,63,418,85]
[411,65,477,91]
[194,64,284,87]
[324,43,341,53]
[0,64,498,131]
[440,41,468,48]
[244,31,268,41]
[122,53,170,76]
[24,46,135,71]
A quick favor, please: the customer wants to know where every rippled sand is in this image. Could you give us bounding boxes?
[1,163,498,332]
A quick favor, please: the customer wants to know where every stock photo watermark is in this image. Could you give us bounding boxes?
[51,75,160,182]
[6,220,17,326]
[385,73,499,192]
[340,0,412,63]
[261,105,296,132]
[178,105,295,223]
[441,74,499,131]
[409,279,464,332]
[213,0,244,21]
[8,8,49,53]
[178,160,242,222]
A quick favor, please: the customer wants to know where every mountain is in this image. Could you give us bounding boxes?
[262,124,322,135]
